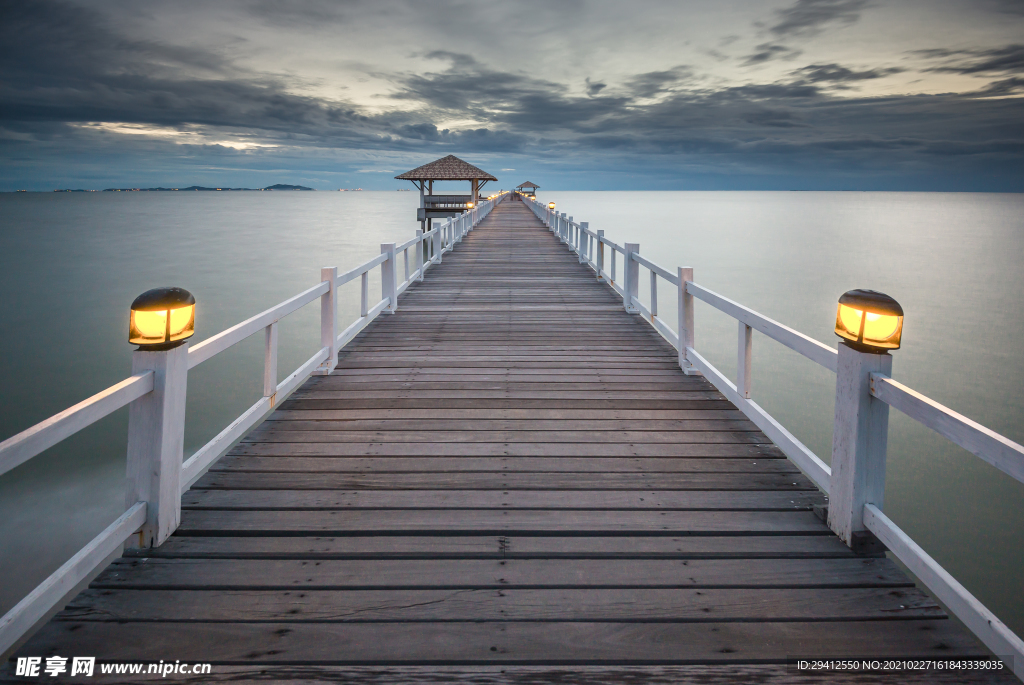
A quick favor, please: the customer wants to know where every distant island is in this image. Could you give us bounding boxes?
[96,184,315,192]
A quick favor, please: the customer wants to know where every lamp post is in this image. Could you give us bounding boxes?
[125,287,194,548]
[828,289,904,549]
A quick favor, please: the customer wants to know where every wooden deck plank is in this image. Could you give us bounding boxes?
[60,587,942,622]
[129,535,859,559]
[92,558,909,589]
[180,489,825,510]
[20,620,989,663]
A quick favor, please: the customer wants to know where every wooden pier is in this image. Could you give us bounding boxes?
[9,199,1017,682]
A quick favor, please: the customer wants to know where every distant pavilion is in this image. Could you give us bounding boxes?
[395,155,498,232]
[515,181,540,199]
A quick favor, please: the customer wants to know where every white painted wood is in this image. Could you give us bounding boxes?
[276,346,329,399]
[336,253,387,288]
[336,298,389,350]
[678,267,695,375]
[0,371,153,478]
[650,270,658,318]
[180,345,328,492]
[828,343,892,545]
[187,281,328,369]
[738,322,752,399]
[579,222,589,263]
[0,501,146,655]
[864,503,1024,679]
[360,271,368,317]
[313,266,338,376]
[610,248,617,284]
[623,243,640,313]
[633,253,679,284]
[381,243,398,314]
[415,228,424,281]
[871,373,1024,485]
[686,282,838,373]
[686,346,831,492]
[596,230,606,281]
[434,221,442,263]
[180,396,271,491]
[263,322,278,400]
[403,246,410,282]
[125,343,189,548]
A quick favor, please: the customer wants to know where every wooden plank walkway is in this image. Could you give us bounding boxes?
[15,200,1014,683]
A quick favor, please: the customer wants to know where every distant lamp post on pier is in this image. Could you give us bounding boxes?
[466,202,475,209]
[834,289,903,352]
[548,201,556,210]
[129,287,196,349]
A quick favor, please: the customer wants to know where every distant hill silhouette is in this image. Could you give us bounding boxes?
[102,184,315,192]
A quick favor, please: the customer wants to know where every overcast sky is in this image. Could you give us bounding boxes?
[2,0,1022,190]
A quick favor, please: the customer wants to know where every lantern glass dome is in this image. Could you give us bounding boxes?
[130,287,196,348]
[548,202,556,209]
[834,289,903,351]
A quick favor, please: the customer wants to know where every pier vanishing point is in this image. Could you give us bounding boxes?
[3,182,1023,683]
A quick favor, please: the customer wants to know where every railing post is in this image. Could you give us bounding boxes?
[579,222,589,263]
[263,321,279,403]
[596,230,606,281]
[381,242,398,314]
[623,243,640,313]
[125,343,189,548]
[737,322,752,399]
[650,271,658,318]
[314,266,338,375]
[828,343,892,547]
[568,216,575,251]
[415,228,424,281]
[677,267,698,375]
[360,271,369,317]
[435,222,442,263]
[559,213,567,242]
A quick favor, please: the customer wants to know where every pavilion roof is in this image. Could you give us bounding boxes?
[516,181,540,189]
[395,155,497,181]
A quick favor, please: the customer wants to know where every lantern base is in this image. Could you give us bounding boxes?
[839,339,893,355]
[135,339,189,352]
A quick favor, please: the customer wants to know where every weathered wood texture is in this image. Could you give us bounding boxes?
[11,200,1012,683]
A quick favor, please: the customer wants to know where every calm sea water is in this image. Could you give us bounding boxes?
[1,191,1022,638]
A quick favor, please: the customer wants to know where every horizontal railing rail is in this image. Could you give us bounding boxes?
[520,191,1024,678]
[0,191,506,656]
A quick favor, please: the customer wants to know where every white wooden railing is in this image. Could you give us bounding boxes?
[522,193,1024,678]
[0,193,505,655]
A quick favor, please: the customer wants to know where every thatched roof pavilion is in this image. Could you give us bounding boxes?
[395,155,498,229]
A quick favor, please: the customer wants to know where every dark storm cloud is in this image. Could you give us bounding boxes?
[767,0,872,38]
[741,43,803,66]
[915,44,1024,75]
[625,67,693,98]
[793,63,905,85]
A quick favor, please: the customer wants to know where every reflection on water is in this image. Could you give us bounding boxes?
[1,190,1022,636]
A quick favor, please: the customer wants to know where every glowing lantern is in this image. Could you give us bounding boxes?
[548,202,556,210]
[130,287,196,348]
[834,289,903,351]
